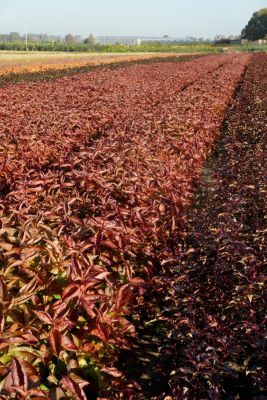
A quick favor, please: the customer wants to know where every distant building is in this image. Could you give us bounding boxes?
[230,38,241,45]
[241,36,267,45]
[252,37,267,45]
[95,36,190,46]
[95,36,141,45]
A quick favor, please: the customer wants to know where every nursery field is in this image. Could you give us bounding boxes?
[0,53,266,399]
[0,51,190,77]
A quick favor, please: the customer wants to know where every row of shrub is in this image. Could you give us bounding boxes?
[0,41,223,53]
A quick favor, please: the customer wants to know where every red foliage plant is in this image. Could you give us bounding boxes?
[0,54,252,398]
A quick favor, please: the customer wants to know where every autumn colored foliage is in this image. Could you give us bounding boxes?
[0,52,181,78]
[0,53,261,399]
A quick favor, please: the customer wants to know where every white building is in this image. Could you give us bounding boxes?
[95,36,141,45]
[95,36,185,46]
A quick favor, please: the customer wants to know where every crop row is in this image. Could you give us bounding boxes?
[0,54,251,399]
[163,53,266,400]
[0,53,180,78]
[0,54,235,177]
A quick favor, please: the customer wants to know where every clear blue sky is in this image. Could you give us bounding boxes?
[1,0,266,38]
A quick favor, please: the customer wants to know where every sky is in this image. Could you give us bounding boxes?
[0,0,266,38]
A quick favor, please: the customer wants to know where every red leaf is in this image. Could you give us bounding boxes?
[3,357,28,392]
[49,328,62,356]
[61,335,77,351]
[34,311,53,325]
[90,324,109,342]
[53,302,71,321]
[130,277,145,287]
[62,284,81,302]
[101,367,123,378]
[0,303,5,333]
[94,230,103,254]
[60,375,87,400]
[81,297,96,319]
[116,284,133,310]
[69,256,83,281]
[20,360,39,383]
[94,271,111,280]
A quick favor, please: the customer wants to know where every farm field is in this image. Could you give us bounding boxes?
[0,51,196,77]
[0,53,266,399]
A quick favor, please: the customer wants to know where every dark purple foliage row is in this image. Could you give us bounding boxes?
[0,54,251,399]
[145,53,266,400]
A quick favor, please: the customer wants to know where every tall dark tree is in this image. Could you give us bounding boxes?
[242,8,267,40]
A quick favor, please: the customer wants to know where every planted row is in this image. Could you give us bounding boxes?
[0,53,180,78]
[0,54,251,398]
[164,53,266,399]
[1,54,234,176]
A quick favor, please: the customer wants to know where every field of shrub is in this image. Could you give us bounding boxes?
[0,53,265,399]
[148,52,267,400]
[0,52,182,78]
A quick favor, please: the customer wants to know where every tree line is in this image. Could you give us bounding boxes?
[0,32,96,45]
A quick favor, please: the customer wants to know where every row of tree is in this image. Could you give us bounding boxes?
[66,34,95,45]
[214,35,241,45]
[0,32,239,46]
[0,32,96,45]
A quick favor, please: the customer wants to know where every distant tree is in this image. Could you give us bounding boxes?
[9,32,22,42]
[0,34,9,42]
[214,35,224,42]
[214,35,231,45]
[74,35,83,43]
[217,38,231,45]
[242,8,267,40]
[84,34,95,46]
[39,33,49,42]
[27,33,39,42]
[65,34,76,43]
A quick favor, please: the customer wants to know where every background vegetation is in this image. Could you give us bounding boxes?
[0,41,223,53]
